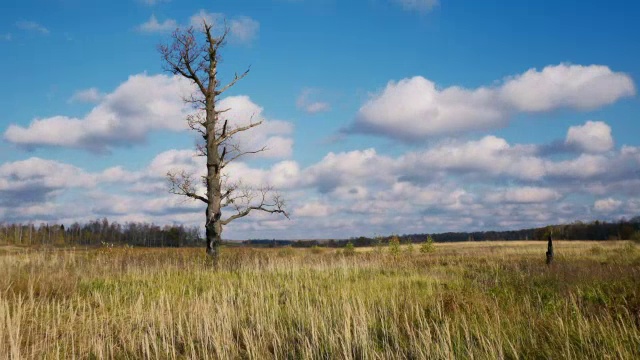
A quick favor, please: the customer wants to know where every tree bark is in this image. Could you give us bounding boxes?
[546,233,554,265]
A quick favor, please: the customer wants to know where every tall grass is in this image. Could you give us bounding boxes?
[1,242,639,359]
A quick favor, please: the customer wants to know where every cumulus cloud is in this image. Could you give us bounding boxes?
[350,64,635,141]
[0,158,95,207]
[5,76,293,155]
[296,88,331,114]
[3,121,640,237]
[352,76,504,140]
[5,74,192,152]
[401,136,546,180]
[302,149,396,192]
[189,10,259,44]
[218,96,294,159]
[485,187,562,204]
[565,121,614,153]
[545,154,610,179]
[189,10,223,29]
[594,198,622,212]
[295,202,333,217]
[229,16,260,43]
[500,65,635,112]
[138,14,177,33]
[68,87,104,103]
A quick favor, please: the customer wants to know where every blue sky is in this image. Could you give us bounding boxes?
[1,0,639,239]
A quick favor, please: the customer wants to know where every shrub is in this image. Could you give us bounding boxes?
[277,246,295,257]
[420,235,435,253]
[388,235,400,256]
[405,241,415,255]
[310,245,324,254]
[343,241,356,256]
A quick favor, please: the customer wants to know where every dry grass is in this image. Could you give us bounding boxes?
[1,241,639,359]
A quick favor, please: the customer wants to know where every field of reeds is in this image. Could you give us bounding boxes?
[1,240,639,359]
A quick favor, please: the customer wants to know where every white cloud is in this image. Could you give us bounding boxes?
[5,74,192,152]
[5,75,293,155]
[354,76,504,140]
[351,64,635,141]
[0,158,95,191]
[3,120,640,238]
[218,95,294,159]
[229,16,260,43]
[147,149,204,178]
[500,64,635,112]
[138,14,177,33]
[394,0,439,12]
[486,187,561,204]
[0,158,97,211]
[189,10,259,44]
[295,202,333,217]
[565,121,614,153]
[68,87,104,103]
[297,88,331,114]
[16,21,49,34]
[401,136,546,180]
[189,10,223,29]
[545,154,609,179]
[224,160,300,189]
[594,198,622,212]
[302,148,396,192]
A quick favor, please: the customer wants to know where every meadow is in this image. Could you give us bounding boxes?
[1,240,639,359]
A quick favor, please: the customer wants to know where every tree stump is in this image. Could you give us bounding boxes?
[546,233,554,265]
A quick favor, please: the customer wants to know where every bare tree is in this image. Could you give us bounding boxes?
[160,21,288,259]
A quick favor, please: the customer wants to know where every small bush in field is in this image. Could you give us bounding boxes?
[310,245,324,254]
[405,241,415,255]
[278,246,295,257]
[389,236,400,256]
[421,235,435,253]
[343,241,356,256]
[632,231,640,243]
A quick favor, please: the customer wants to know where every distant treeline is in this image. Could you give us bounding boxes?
[0,218,201,247]
[244,217,640,248]
[2,216,639,248]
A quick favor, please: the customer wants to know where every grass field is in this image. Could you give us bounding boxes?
[1,241,639,359]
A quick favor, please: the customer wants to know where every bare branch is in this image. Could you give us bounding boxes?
[167,170,209,204]
[215,121,263,146]
[221,145,267,169]
[221,186,289,225]
[216,67,251,95]
[159,27,208,96]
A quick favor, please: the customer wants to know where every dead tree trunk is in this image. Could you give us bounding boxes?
[160,21,288,261]
[546,232,554,265]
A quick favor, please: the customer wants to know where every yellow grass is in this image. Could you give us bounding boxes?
[1,241,639,359]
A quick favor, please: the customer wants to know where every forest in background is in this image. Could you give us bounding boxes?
[2,216,639,248]
[0,218,201,247]
[246,216,640,248]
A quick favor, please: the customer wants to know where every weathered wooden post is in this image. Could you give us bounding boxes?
[546,232,554,265]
